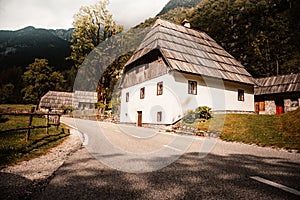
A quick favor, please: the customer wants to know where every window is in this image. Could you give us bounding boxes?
[90,104,94,109]
[140,87,145,99]
[238,89,244,101]
[126,92,129,102]
[157,82,163,96]
[188,80,197,95]
[157,112,162,122]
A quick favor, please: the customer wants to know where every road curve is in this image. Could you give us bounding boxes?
[35,117,300,200]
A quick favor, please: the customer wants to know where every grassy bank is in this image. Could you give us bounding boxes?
[197,108,300,151]
[0,104,69,167]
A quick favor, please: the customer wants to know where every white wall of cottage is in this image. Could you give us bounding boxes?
[120,71,254,124]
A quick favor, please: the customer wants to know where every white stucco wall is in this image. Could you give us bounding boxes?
[120,71,254,124]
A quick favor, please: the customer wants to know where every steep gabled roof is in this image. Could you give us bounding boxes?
[254,73,300,95]
[125,19,253,85]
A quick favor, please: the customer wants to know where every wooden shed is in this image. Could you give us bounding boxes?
[39,90,97,111]
[39,91,73,111]
[73,90,98,110]
[254,73,300,114]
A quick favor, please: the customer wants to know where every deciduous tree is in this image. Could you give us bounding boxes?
[69,0,123,69]
[22,58,65,107]
[0,83,14,103]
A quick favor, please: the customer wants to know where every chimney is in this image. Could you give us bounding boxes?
[182,19,191,28]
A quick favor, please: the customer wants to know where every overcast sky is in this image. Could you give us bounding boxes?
[0,0,170,30]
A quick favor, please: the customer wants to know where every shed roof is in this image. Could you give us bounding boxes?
[254,73,300,95]
[39,91,98,109]
[125,19,254,85]
[73,91,98,105]
[39,91,73,109]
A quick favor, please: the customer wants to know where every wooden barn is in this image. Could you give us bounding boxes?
[39,91,97,111]
[120,19,254,125]
[254,73,300,114]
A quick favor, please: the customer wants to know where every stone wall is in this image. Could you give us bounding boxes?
[285,98,300,112]
[284,99,291,113]
[265,100,276,115]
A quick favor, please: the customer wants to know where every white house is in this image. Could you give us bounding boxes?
[120,19,254,125]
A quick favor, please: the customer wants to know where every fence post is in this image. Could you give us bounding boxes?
[46,110,49,135]
[55,115,61,131]
[26,107,35,142]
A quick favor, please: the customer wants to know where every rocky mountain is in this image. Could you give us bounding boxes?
[48,28,73,41]
[157,0,202,16]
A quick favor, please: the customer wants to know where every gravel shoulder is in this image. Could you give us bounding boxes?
[0,129,82,199]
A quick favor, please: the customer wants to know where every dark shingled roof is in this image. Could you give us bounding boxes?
[125,19,254,85]
[254,73,300,95]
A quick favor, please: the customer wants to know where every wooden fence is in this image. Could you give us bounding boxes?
[0,107,62,142]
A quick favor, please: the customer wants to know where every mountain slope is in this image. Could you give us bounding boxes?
[0,26,73,103]
[144,0,300,78]
[188,0,300,77]
[0,26,72,71]
[157,0,202,16]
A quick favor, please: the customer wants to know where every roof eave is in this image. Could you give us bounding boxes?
[172,69,254,86]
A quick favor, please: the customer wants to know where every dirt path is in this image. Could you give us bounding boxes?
[0,130,82,199]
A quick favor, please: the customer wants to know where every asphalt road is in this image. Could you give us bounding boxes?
[36,117,300,199]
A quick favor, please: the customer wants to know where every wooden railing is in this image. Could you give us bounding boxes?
[0,107,62,142]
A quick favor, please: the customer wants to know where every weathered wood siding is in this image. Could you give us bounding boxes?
[121,59,168,89]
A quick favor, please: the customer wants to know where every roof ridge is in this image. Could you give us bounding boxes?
[154,18,216,43]
[255,73,300,79]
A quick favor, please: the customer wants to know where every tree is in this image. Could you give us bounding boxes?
[189,0,300,77]
[22,58,65,107]
[69,0,123,69]
[69,0,123,112]
[0,83,14,103]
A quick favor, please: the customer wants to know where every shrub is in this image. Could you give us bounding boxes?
[195,106,212,120]
[182,106,212,124]
[182,110,195,124]
[61,105,74,114]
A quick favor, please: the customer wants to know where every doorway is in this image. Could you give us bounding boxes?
[275,99,284,115]
[137,111,142,127]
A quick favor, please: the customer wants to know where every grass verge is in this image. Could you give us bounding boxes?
[0,105,69,168]
[196,108,300,151]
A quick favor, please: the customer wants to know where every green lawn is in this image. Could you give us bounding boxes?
[0,104,35,110]
[197,108,300,151]
[0,105,69,167]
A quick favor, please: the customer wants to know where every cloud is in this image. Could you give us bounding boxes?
[109,0,168,28]
[0,0,169,30]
